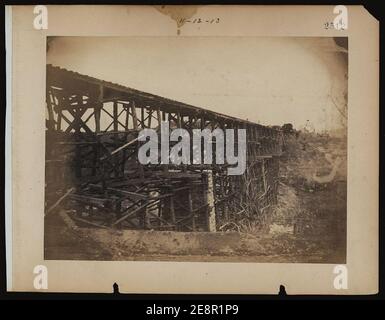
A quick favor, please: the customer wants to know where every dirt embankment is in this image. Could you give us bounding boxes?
[267,132,347,262]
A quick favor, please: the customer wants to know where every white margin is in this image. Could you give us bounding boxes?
[5,5,13,291]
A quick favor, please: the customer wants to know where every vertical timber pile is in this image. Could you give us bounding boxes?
[205,171,216,232]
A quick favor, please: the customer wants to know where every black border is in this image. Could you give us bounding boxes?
[0,0,383,305]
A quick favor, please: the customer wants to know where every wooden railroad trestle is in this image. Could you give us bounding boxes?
[45,65,283,231]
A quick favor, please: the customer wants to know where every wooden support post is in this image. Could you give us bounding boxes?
[131,102,144,179]
[157,108,161,127]
[148,110,152,128]
[176,111,182,130]
[92,143,98,176]
[74,139,82,178]
[206,171,216,232]
[261,159,267,193]
[254,127,258,157]
[94,88,103,183]
[141,107,145,128]
[56,104,62,131]
[187,188,195,231]
[131,101,138,129]
[113,101,119,131]
[162,113,169,174]
[113,101,120,178]
[95,106,101,132]
[189,115,194,165]
[170,196,176,228]
[95,86,103,133]
[158,197,163,228]
[46,91,55,131]
[141,201,148,229]
[121,103,130,175]
[115,199,122,220]
[125,103,130,130]
[220,178,229,220]
[200,116,205,171]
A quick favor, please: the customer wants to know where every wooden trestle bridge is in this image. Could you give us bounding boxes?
[45,65,283,232]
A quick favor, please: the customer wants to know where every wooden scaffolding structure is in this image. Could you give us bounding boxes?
[45,64,283,231]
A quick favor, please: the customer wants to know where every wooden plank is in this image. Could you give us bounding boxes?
[71,216,110,229]
[58,210,78,230]
[106,187,148,200]
[112,198,157,226]
[46,187,75,216]
[100,137,139,160]
[131,101,138,129]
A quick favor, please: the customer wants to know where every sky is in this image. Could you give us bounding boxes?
[47,36,348,132]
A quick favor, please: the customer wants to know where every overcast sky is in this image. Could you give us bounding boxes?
[47,36,347,132]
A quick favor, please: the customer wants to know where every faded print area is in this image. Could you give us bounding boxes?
[44,36,347,263]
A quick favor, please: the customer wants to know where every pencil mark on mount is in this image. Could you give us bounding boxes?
[154,5,200,34]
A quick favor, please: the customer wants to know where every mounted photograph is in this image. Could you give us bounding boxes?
[44,36,348,263]
[6,5,378,294]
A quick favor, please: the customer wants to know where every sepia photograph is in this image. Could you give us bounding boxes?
[44,36,348,263]
[6,5,378,295]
